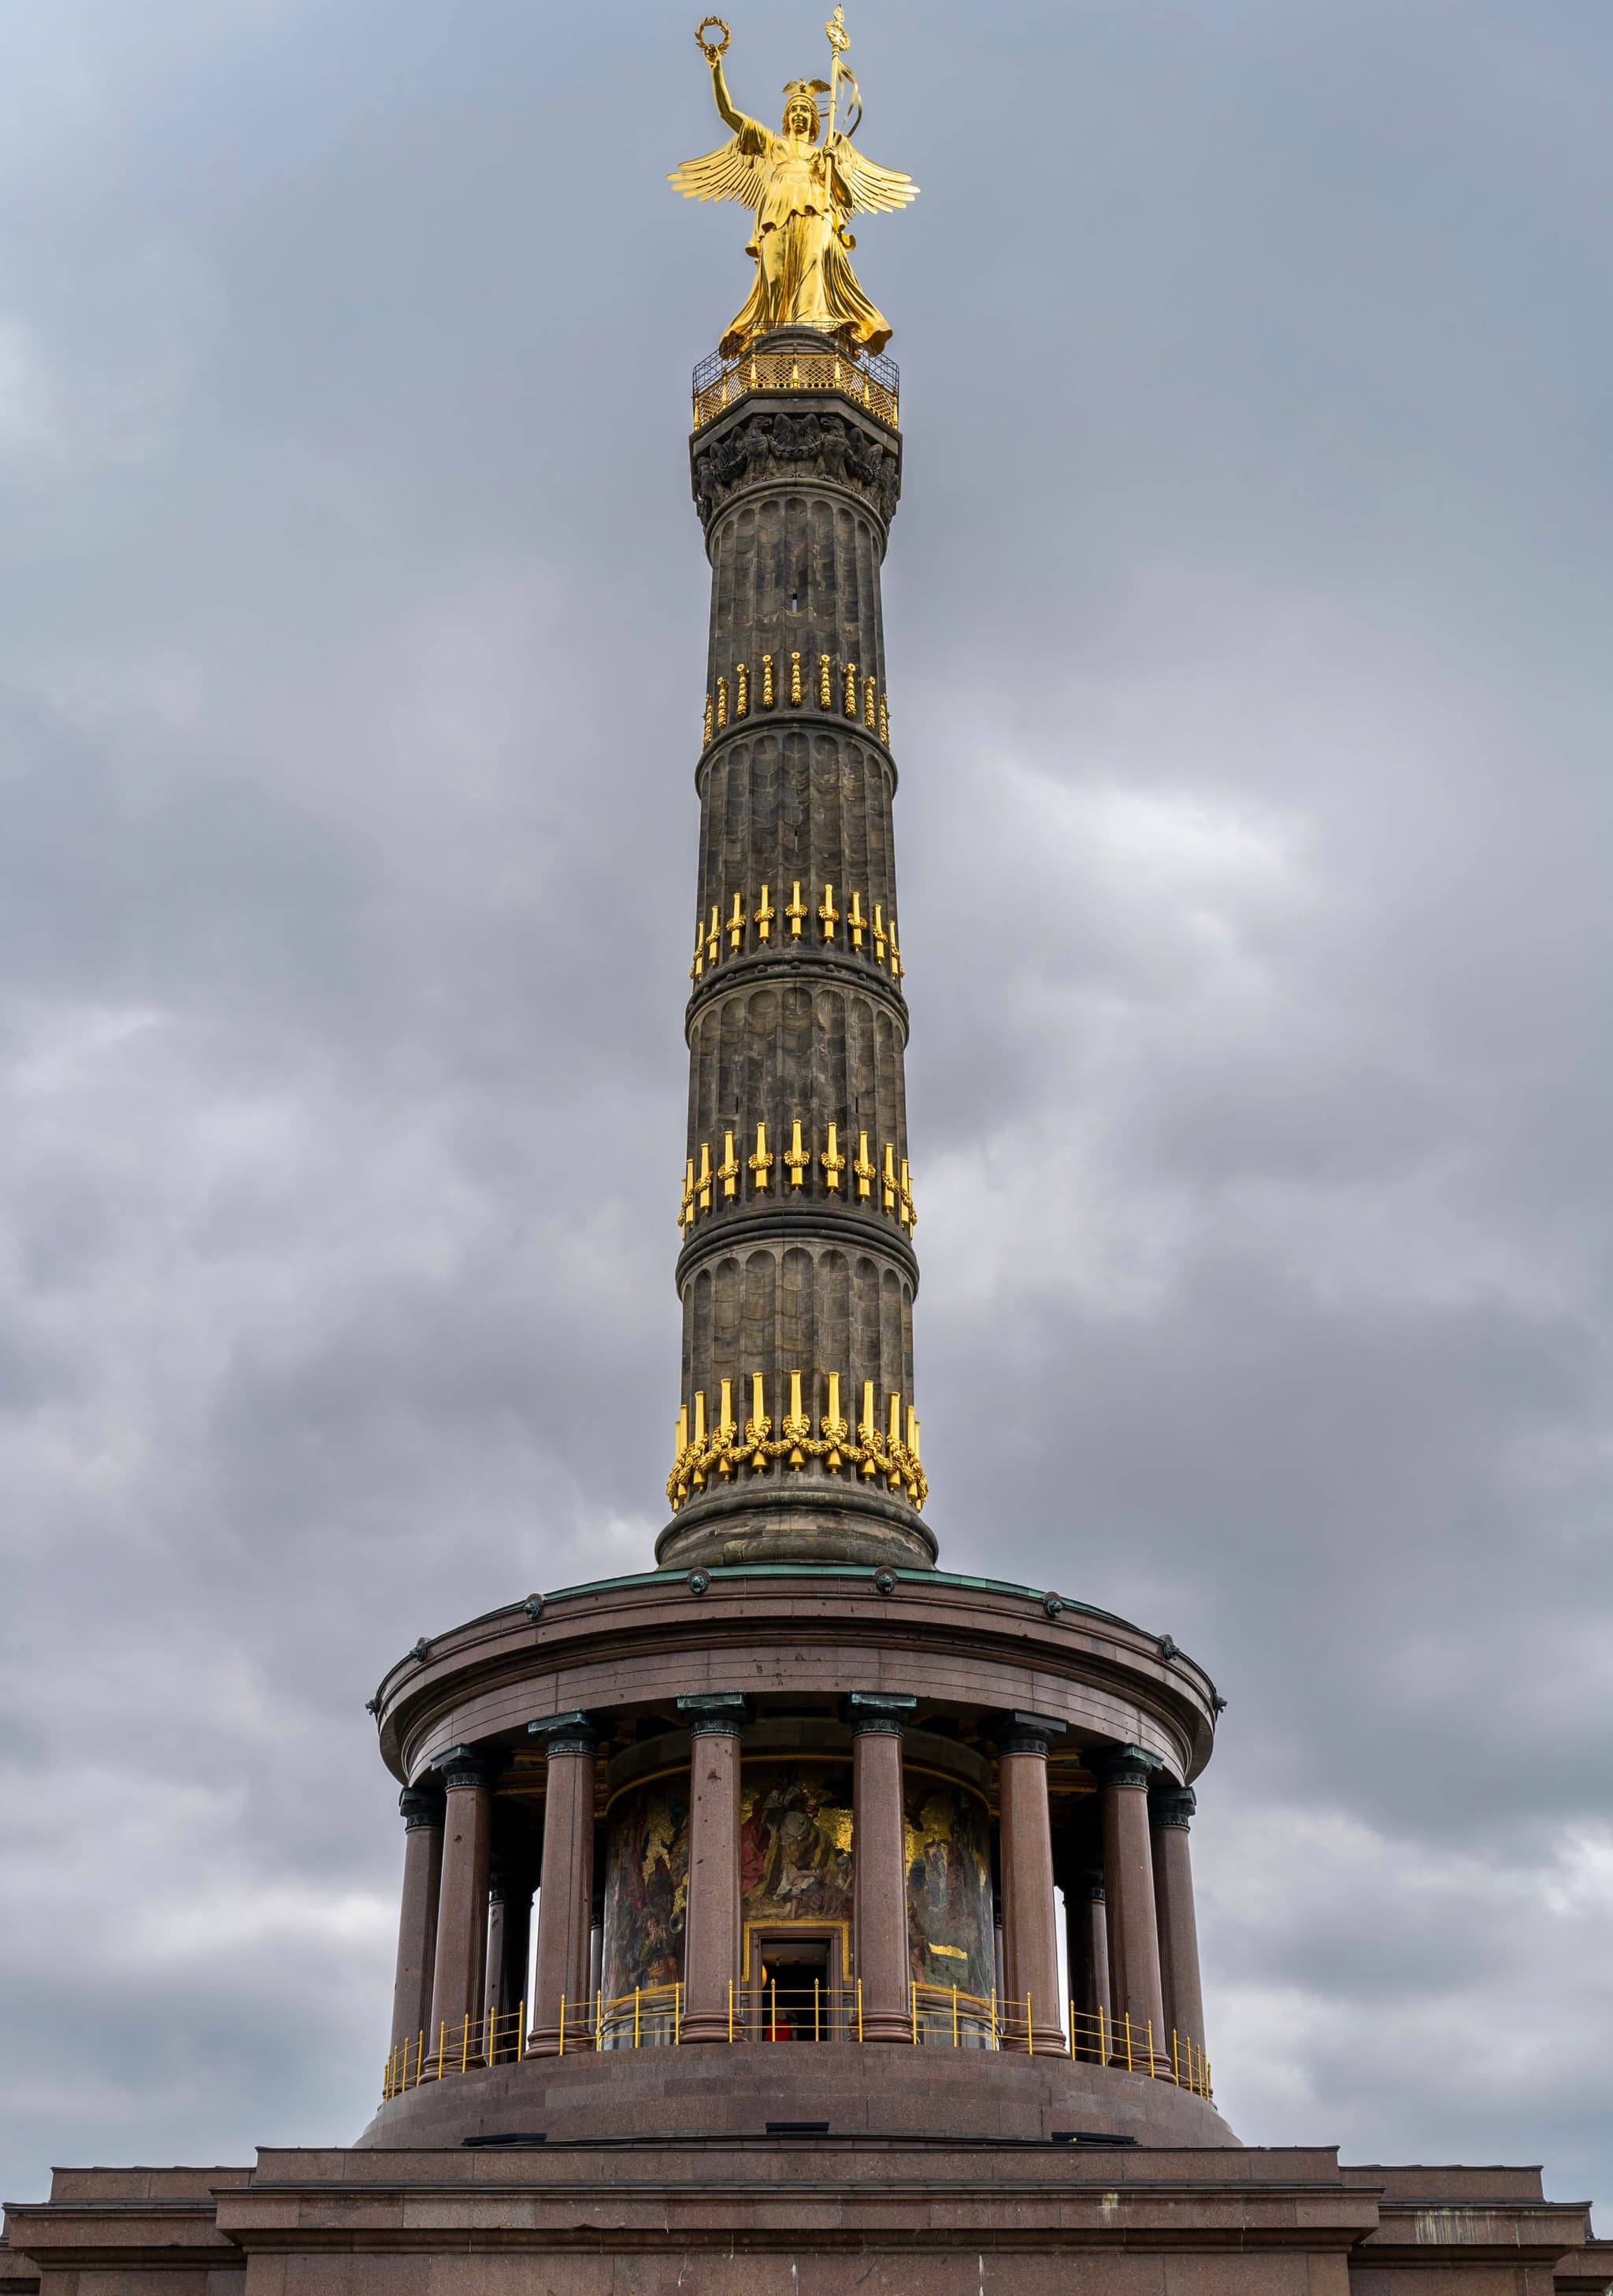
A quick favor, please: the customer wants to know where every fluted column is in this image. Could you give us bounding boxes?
[526,1712,598,2057]
[996,1712,1068,2056]
[1095,1745,1168,2070]
[1069,1864,1111,2062]
[425,1745,495,2067]
[388,1783,444,2060]
[1151,1784,1207,2067]
[677,1691,748,2045]
[847,1691,916,2042]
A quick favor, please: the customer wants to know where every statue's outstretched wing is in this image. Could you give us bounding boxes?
[669,137,772,208]
[829,139,919,215]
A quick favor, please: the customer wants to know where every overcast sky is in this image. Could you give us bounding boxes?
[1,0,1609,2224]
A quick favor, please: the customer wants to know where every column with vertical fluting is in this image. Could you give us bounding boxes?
[425,1747,494,2068]
[526,1712,597,2057]
[388,1784,444,2062]
[660,336,933,1574]
[1150,1783,1207,2071]
[677,1692,747,2044]
[1095,1745,1169,2071]
[996,1712,1069,2056]
[847,1691,916,2042]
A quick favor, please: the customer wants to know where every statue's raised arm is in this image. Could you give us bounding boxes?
[669,12,917,361]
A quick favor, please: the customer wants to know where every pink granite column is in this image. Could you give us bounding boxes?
[1150,1784,1207,2069]
[996,1712,1069,2056]
[388,1784,444,2061]
[677,1691,748,2045]
[848,1691,918,2043]
[1096,1745,1169,2071]
[425,1746,495,2068]
[526,1712,598,2057]
[483,1865,533,2060]
[1070,1864,1111,2062]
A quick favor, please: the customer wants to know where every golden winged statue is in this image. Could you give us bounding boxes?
[670,13,918,360]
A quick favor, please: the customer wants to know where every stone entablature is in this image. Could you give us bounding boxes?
[369,1567,1220,1789]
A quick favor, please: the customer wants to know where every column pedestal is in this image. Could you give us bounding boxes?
[848,1692,917,2043]
[677,1692,747,2046]
[1096,1744,1169,2072]
[388,1785,444,2062]
[996,1712,1069,2056]
[526,1713,598,2057]
[425,1748,494,2072]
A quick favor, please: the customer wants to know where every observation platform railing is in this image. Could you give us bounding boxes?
[692,336,899,432]
[382,1983,1211,2101]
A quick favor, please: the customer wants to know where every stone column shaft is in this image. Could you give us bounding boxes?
[484,1872,532,2059]
[1097,1745,1169,2070]
[425,1749,494,2066]
[1070,1869,1111,2062]
[996,1714,1068,2056]
[848,1692,916,2042]
[388,1786,444,2060]
[1151,1785,1207,2065]
[677,1692,747,2045]
[526,1714,597,2057]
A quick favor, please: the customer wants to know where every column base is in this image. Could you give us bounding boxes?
[677,2013,735,2046]
[525,2027,577,2060]
[861,2011,916,2044]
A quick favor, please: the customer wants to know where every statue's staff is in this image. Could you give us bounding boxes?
[823,6,860,142]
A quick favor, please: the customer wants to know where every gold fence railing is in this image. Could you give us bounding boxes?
[692,340,899,432]
[383,1983,1211,2101]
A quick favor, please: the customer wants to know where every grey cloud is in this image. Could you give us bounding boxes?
[1,0,1609,2227]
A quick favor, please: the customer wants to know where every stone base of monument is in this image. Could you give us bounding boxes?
[356,2038,1237,2149]
[5,2148,1603,2296]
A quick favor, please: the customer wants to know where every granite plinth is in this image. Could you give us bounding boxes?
[358,2039,1237,2150]
[5,2150,1599,2296]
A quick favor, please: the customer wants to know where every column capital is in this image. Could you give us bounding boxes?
[1150,1783,1196,1830]
[528,1710,599,1758]
[844,1690,917,1736]
[487,1861,534,1905]
[439,1744,497,1792]
[676,1690,751,1736]
[1072,1863,1105,1903]
[1090,1742,1161,1791]
[399,1783,445,1830]
[994,1709,1067,1758]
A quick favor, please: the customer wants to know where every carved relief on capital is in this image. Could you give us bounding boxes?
[693,409,901,527]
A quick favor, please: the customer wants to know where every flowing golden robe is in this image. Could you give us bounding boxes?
[671,65,917,359]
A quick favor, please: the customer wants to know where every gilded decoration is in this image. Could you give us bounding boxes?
[672,11,918,360]
[602,1776,690,1997]
[740,1759,855,1927]
[904,1776,995,1997]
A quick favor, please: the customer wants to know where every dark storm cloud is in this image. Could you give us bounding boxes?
[0,0,1608,2221]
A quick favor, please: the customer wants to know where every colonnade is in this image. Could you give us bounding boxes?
[387,1708,1207,2072]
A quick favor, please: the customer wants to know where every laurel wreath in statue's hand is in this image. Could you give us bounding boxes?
[695,17,730,62]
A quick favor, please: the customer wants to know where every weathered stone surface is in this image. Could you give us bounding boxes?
[673,344,922,1567]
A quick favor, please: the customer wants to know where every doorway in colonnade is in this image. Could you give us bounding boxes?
[745,1926,846,2042]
